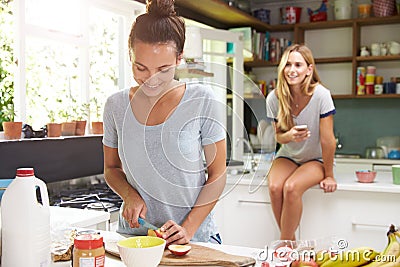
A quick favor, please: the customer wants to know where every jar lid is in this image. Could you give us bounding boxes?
[74,234,104,250]
[16,168,34,177]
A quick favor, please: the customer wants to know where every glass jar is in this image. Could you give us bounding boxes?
[73,233,105,267]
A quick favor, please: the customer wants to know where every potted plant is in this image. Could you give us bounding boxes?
[46,110,61,137]
[90,97,103,135]
[59,110,76,136]
[1,103,22,140]
[73,102,89,136]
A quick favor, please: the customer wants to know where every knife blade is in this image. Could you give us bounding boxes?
[137,217,158,230]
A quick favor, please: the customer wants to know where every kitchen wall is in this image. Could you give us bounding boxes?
[244,97,400,157]
[333,98,400,156]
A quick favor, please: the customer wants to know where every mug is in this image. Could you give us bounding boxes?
[392,165,400,185]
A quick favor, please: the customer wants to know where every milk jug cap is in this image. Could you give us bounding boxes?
[16,167,35,177]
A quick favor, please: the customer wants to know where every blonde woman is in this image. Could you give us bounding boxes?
[266,44,337,240]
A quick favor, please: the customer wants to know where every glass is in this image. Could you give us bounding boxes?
[25,37,81,128]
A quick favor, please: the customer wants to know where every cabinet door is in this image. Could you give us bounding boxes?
[301,189,400,251]
[335,162,373,177]
[215,184,279,248]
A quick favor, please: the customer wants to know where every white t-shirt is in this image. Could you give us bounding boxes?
[103,83,226,242]
[266,84,336,163]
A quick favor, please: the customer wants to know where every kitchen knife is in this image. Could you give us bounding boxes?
[138,217,158,230]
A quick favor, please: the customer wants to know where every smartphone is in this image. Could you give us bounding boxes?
[294,124,308,130]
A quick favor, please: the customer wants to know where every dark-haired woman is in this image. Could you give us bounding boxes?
[102,0,226,245]
[266,44,337,241]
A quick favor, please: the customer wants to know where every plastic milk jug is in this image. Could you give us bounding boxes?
[1,167,51,267]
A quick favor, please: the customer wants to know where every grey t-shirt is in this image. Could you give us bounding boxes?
[102,83,226,242]
[266,84,336,163]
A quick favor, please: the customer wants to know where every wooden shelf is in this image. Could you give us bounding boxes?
[315,57,353,64]
[174,0,400,99]
[356,55,400,62]
[244,59,279,68]
[354,94,400,99]
[175,0,272,32]
[355,15,400,26]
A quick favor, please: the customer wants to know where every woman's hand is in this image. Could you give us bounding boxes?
[160,220,192,245]
[320,176,337,193]
[122,190,147,228]
[290,126,311,143]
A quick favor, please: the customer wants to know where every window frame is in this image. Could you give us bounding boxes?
[13,0,145,123]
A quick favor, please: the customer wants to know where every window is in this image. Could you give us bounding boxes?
[13,0,144,128]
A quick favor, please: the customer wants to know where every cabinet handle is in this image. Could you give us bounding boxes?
[351,220,388,228]
[238,200,270,205]
[372,164,393,172]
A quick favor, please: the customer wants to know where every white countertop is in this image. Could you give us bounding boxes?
[226,164,400,194]
[50,230,265,267]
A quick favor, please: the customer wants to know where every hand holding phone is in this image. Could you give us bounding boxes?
[294,124,308,130]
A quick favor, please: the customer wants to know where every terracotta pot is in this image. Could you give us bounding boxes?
[91,121,103,134]
[74,120,87,136]
[47,123,62,137]
[2,121,23,140]
[61,121,76,136]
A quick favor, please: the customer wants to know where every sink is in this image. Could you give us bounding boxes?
[335,154,361,159]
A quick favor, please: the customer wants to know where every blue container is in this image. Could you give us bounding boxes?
[0,179,14,201]
[253,9,271,24]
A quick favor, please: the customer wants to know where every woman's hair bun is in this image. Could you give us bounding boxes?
[146,0,176,17]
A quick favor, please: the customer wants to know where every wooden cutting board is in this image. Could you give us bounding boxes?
[160,243,256,267]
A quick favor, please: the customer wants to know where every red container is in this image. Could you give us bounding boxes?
[366,83,375,94]
[285,6,302,24]
[373,0,397,17]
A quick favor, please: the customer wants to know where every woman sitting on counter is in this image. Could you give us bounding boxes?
[266,44,337,240]
[102,0,226,245]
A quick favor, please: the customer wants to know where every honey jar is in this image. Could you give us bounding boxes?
[73,233,105,267]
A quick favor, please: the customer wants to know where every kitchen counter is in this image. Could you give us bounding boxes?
[226,161,400,194]
[50,230,265,267]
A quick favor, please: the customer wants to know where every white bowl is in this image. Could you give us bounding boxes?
[117,236,166,267]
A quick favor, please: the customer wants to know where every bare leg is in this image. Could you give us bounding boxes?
[267,158,298,230]
[279,161,324,240]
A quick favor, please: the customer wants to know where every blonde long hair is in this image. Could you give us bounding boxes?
[276,44,321,131]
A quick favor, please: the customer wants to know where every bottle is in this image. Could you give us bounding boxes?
[1,167,51,267]
[73,233,105,267]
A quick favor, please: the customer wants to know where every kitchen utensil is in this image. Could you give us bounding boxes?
[117,236,166,267]
[365,147,385,159]
[138,217,158,230]
[392,165,400,185]
[356,170,377,183]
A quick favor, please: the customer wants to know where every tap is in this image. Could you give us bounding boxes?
[335,133,343,150]
[236,137,256,171]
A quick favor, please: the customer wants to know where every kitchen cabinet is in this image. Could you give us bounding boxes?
[300,188,400,251]
[176,0,400,99]
[214,180,280,248]
[335,160,373,176]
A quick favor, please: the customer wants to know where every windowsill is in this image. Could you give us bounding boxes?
[0,133,103,143]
